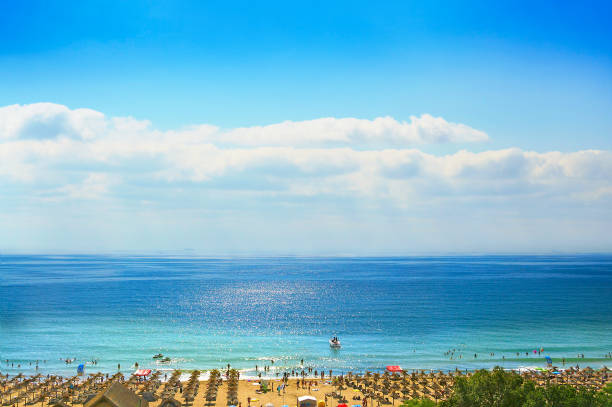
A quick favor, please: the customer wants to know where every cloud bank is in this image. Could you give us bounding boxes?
[0,103,610,253]
[0,103,487,147]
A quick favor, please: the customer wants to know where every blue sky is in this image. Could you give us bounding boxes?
[0,1,611,254]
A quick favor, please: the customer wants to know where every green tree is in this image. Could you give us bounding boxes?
[441,367,612,407]
[524,381,612,407]
[401,399,437,407]
[442,367,526,407]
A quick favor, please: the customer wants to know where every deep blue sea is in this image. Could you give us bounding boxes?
[1,255,611,378]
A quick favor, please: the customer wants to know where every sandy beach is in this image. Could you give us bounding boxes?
[2,366,611,407]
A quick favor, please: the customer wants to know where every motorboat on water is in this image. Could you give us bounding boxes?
[329,337,341,348]
[153,353,164,359]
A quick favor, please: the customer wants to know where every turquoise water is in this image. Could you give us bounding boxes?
[0,255,611,377]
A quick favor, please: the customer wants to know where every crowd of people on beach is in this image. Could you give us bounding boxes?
[2,363,610,407]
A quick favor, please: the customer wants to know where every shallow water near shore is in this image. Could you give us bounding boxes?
[1,255,611,377]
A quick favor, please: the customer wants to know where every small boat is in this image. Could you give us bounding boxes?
[329,337,341,348]
[159,357,172,363]
[153,353,164,359]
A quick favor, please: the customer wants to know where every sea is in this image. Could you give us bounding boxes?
[1,255,611,378]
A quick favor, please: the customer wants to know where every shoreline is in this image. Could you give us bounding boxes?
[0,356,612,379]
[2,357,612,382]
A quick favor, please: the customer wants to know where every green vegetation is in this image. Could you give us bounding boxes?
[400,399,437,407]
[402,367,612,407]
[260,380,271,393]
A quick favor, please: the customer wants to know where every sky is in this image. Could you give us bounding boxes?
[0,0,611,254]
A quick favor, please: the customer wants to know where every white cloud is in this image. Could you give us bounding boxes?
[0,103,610,206]
[0,103,487,147]
[0,103,106,140]
[216,114,489,147]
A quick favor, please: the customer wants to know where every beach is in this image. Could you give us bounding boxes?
[2,366,611,407]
